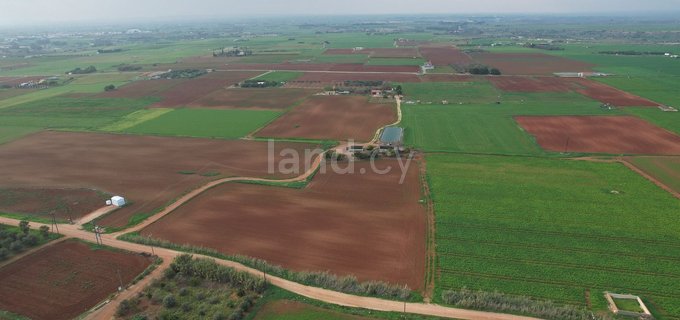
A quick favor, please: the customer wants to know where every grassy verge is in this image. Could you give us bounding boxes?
[247,286,440,320]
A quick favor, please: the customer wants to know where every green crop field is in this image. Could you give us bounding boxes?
[0,96,157,130]
[124,108,281,139]
[99,108,173,131]
[399,81,501,104]
[252,71,303,83]
[427,154,680,318]
[314,54,369,64]
[0,126,39,145]
[626,156,680,194]
[596,75,680,107]
[623,107,680,135]
[401,92,608,155]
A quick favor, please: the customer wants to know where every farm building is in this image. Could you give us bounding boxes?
[111,196,126,207]
[380,126,404,147]
[371,89,384,97]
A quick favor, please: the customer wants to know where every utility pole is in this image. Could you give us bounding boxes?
[50,212,59,234]
[148,234,155,255]
[564,137,571,154]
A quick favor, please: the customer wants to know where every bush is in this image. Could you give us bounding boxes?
[18,220,30,235]
[162,294,177,308]
[0,248,9,260]
[116,299,133,316]
[9,241,23,252]
[441,288,599,320]
[21,234,38,246]
[104,84,116,91]
[39,225,50,239]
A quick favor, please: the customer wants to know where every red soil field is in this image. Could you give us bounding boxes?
[255,95,397,141]
[142,159,426,289]
[470,52,595,75]
[0,188,109,221]
[222,63,419,73]
[324,48,420,58]
[515,116,680,155]
[152,71,260,107]
[189,88,318,110]
[287,72,421,86]
[0,76,44,86]
[0,131,317,228]
[0,239,151,320]
[418,46,472,66]
[565,78,659,107]
[488,76,659,106]
[283,72,472,87]
[419,74,474,82]
[98,71,259,107]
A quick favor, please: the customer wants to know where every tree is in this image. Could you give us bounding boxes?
[395,85,403,95]
[104,84,116,91]
[490,68,502,75]
[39,225,50,239]
[19,220,30,235]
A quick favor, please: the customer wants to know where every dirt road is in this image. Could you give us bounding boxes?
[0,216,538,320]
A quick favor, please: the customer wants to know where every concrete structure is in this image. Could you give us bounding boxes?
[111,196,126,207]
[379,126,404,147]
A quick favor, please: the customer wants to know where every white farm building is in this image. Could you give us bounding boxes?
[111,196,126,207]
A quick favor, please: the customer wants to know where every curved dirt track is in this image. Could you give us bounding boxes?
[115,153,323,236]
[0,217,539,320]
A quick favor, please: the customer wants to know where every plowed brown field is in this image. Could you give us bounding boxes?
[489,76,658,106]
[255,95,396,141]
[141,159,426,289]
[0,131,317,228]
[189,88,318,110]
[0,239,151,320]
[98,71,259,107]
[419,46,472,66]
[222,63,419,73]
[515,116,680,155]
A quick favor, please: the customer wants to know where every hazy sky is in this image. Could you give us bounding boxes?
[2,0,680,26]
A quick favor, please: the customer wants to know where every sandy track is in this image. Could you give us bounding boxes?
[0,216,539,320]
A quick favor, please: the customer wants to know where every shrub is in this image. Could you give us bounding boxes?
[104,84,116,91]
[116,299,133,316]
[9,241,23,252]
[162,294,176,308]
[39,225,50,239]
[0,248,9,260]
[18,220,30,235]
[441,288,600,320]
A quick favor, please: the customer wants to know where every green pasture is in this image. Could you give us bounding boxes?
[124,108,281,139]
[0,126,39,145]
[427,153,680,318]
[596,75,680,107]
[626,156,680,194]
[401,92,607,155]
[252,71,303,83]
[399,80,501,104]
[0,96,157,130]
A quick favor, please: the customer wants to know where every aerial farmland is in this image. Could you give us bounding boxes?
[1,3,680,320]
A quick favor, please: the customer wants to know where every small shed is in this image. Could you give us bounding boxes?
[111,196,126,207]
